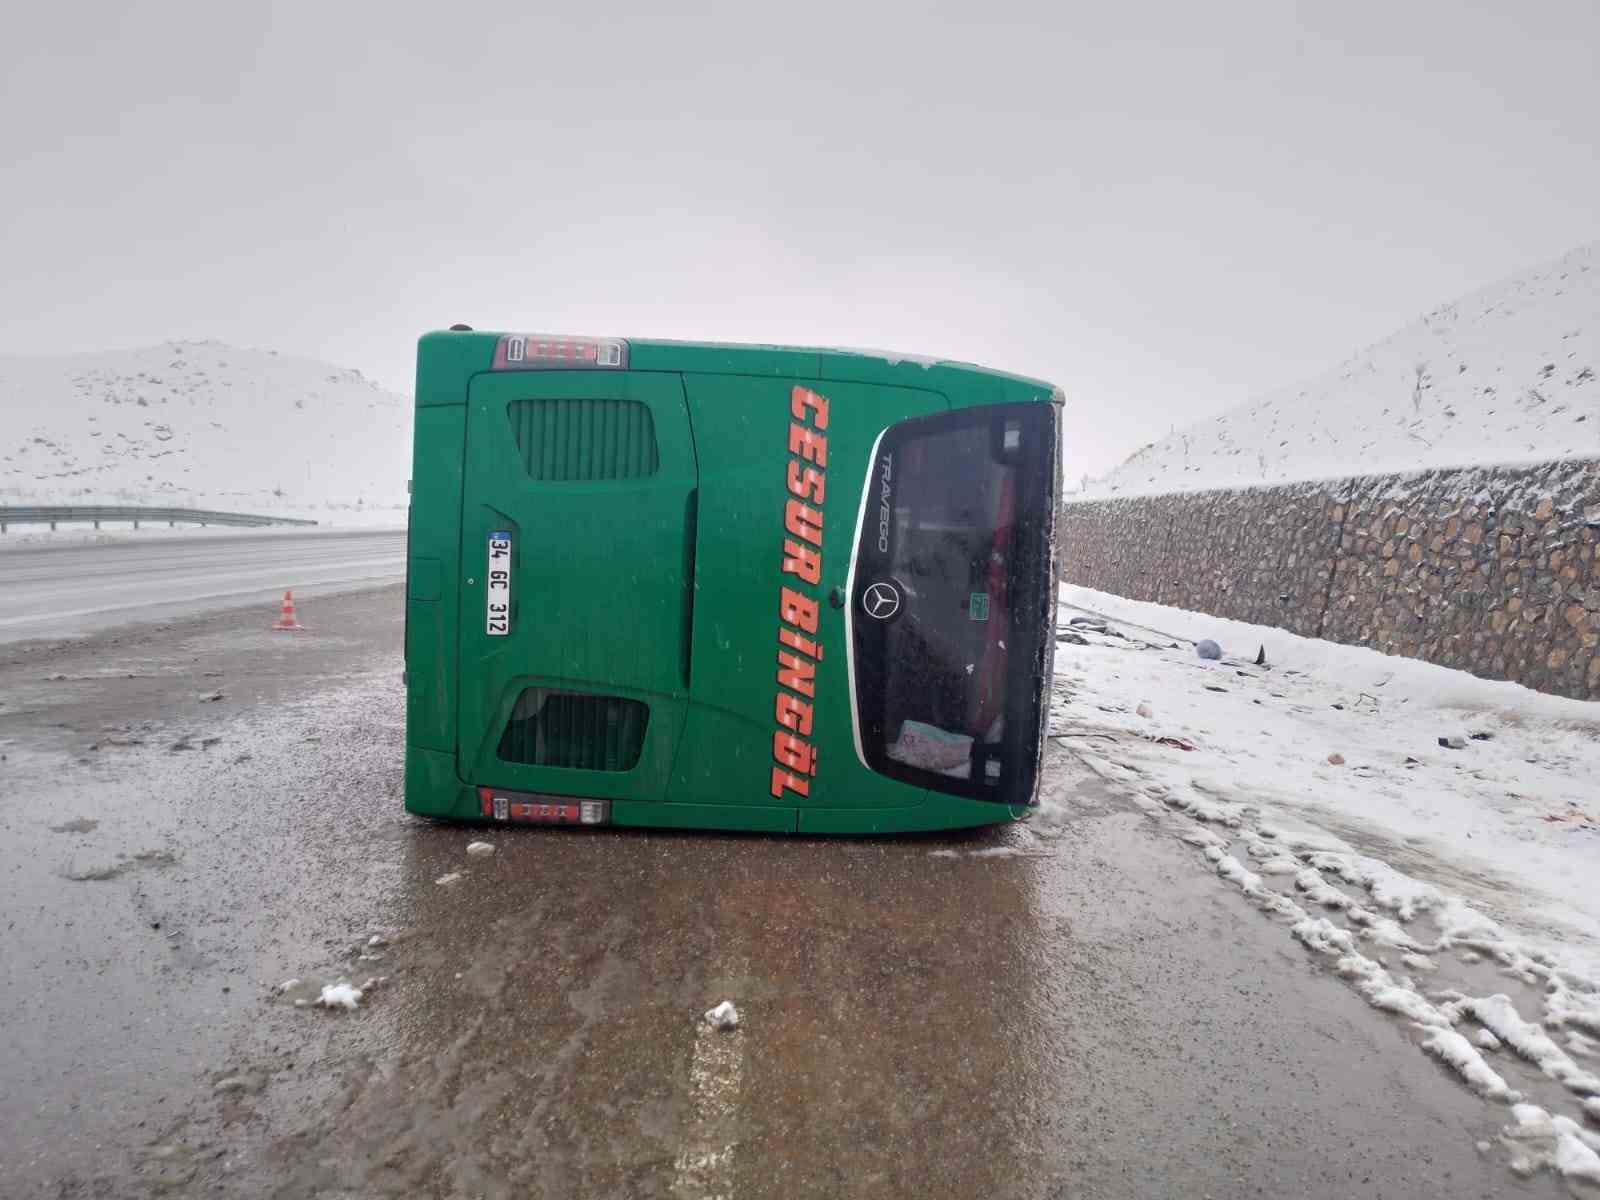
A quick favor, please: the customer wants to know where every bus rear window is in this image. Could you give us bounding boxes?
[849,404,1056,805]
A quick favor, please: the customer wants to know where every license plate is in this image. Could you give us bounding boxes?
[486,530,512,636]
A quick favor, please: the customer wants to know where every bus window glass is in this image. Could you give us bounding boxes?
[850,405,1054,805]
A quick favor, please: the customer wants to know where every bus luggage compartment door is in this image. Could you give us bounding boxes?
[457,370,697,804]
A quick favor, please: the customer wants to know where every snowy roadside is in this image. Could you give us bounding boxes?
[1054,584,1600,975]
[1046,585,1600,1182]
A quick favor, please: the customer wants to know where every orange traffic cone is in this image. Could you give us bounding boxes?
[272,589,304,632]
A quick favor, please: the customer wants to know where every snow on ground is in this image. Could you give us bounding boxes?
[1078,242,1599,498]
[1046,586,1600,1181]
[316,982,364,1011]
[1055,583,1600,974]
[703,1001,740,1031]
[1,340,410,525]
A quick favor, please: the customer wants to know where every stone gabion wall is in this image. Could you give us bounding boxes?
[1059,460,1600,701]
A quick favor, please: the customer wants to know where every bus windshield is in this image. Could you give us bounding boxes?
[849,403,1058,806]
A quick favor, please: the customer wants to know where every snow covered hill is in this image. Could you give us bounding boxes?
[0,341,410,525]
[1081,242,1600,499]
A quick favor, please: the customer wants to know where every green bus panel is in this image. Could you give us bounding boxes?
[666,375,947,812]
[406,403,467,754]
[456,370,696,805]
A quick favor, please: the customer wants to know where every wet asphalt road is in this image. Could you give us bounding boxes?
[0,529,405,644]
[0,588,1538,1198]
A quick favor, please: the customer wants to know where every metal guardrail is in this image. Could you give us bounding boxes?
[0,506,319,532]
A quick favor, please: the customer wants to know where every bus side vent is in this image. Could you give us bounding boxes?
[507,398,660,481]
[497,689,649,772]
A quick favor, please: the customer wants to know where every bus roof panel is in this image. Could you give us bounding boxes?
[415,330,1061,407]
[815,349,1056,403]
[626,340,821,378]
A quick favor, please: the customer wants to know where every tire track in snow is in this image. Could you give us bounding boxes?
[1056,732,1600,1188]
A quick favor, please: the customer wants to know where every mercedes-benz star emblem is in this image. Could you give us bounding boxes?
[862,581,901,621]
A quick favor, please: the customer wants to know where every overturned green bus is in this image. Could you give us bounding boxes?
[404,331,1063,833]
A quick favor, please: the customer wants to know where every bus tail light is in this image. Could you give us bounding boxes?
[491,334,628,371]
[477,786,610,826]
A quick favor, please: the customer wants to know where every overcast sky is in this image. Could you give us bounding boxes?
[3,1,1597,481]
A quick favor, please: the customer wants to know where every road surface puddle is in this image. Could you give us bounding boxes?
[66,847,179,881]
